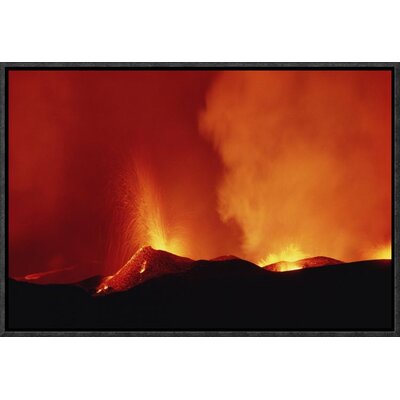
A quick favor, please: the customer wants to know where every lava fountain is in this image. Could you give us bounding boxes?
[108,158,186,272]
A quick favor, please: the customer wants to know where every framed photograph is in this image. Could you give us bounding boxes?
[1,63,398,336]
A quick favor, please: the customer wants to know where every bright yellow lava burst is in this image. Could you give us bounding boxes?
[147,223,183,255]
[370,243,392,260]
[132,163,185,257]
[278,262,303,272]
[258,244,306,267]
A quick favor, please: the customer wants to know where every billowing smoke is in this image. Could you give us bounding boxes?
[200,71,392,263]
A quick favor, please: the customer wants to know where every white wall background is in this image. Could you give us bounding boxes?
[1,1,398,399]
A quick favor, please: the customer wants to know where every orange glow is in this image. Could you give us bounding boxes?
[201,71,392,264]
[8,71,391,282]
[258,244,307,267]
[369,243,392,260]
[25,273,47,281]
[110,71,391,270]
[131,168,184,255]
[110,159,186,269]
[24,267,75,281]
[273,262,303,272]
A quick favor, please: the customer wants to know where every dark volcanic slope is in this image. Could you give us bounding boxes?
[96,246,193,294]
[7,258,393,331]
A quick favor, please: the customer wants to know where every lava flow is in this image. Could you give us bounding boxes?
[96,246,193,294]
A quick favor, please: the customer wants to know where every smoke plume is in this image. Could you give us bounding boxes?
[200,71,391,263]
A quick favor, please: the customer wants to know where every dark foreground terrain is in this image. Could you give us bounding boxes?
[7,258,393,331]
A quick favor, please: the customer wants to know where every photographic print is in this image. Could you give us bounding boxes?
[2,64,395,334]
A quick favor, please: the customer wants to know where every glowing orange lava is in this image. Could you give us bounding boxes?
[258,244,307,267]
[369,243,392,260]
[271,261,303,272]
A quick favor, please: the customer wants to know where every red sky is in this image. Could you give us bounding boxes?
[8,70,392,281]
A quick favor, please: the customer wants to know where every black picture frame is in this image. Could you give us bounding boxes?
[1,62,398,337]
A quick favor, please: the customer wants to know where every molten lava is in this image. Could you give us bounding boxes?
[258,244,307,267]
[263,256,344,272]
[96,246,193,294]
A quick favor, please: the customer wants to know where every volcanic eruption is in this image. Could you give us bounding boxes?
[7,69,393,330]
[262,256,344,272]
[96,246,193,294]
[199,70,392,266]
